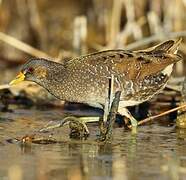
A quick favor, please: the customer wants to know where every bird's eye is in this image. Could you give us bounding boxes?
[26,67,34,74]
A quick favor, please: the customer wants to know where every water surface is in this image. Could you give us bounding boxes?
[0,108,186,180]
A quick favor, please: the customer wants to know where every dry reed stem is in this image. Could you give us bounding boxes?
[147,11,163,34]
[128,104,186,128]
[116,0,143,48]
[27,0,47,50]
[73,16,87,55]
[125,31,186,50]
[0,32,52,59]
[108,0,123,47]
[93,31,186,51]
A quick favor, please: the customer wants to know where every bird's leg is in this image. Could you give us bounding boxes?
[39,120,63,132]
[39,116,100,138]
[100,75,113,128]
[98,97,109,138]
[118,106,138,133]
[98,90,121,141]
[99,75,115,141]
[105,90,121,140]
[98,84,110,139]
[98,75,122,141]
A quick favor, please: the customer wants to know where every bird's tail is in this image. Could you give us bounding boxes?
[151,38,182,54]
[140,38,183,63]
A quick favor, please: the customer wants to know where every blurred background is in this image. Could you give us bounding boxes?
[0,0,185,112]
[0,1,186,180]
[0,0,185,71]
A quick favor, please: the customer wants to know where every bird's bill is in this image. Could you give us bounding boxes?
[9,72,25,85]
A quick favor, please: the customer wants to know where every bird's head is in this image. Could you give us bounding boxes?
[9,58,60,86]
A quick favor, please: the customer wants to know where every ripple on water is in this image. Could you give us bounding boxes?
[0,109,186,180]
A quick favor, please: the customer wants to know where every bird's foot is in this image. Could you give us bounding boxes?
[65,117,89,139]
[124,117,138,134]
[118,107,138,133]
[97,117,107,141]
[130,117,138,134]
[39,116,90,139]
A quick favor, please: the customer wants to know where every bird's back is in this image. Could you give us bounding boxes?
[49,39,183,107]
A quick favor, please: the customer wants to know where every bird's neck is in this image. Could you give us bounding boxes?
[38,65,80,102]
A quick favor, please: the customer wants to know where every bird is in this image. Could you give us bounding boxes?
[9,39,183,128]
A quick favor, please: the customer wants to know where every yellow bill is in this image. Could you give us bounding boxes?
[9,72,25,85]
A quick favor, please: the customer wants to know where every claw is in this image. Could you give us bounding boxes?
[39,116,90,138]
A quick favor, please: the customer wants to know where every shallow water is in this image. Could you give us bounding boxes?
[0,107,186,180]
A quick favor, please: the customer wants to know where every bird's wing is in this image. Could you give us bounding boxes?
[67,39,182,81]
[112,39,183,80]
[133,39,183,79]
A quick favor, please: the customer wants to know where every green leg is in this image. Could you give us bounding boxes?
[128,116,138,134]
[118,107,138,132]
[130,116,138,127]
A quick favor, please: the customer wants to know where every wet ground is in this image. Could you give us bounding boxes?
[0,107,186,180]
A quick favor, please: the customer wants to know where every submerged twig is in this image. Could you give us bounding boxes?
[9,134,121,146]
[20,134,58,145]
[128,104,186,128]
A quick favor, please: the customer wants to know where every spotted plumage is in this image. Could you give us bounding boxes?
[10,39,183,127]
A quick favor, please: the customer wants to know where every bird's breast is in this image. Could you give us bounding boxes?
[42,63,174,107]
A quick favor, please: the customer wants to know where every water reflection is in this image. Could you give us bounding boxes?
[0,108,186,179]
